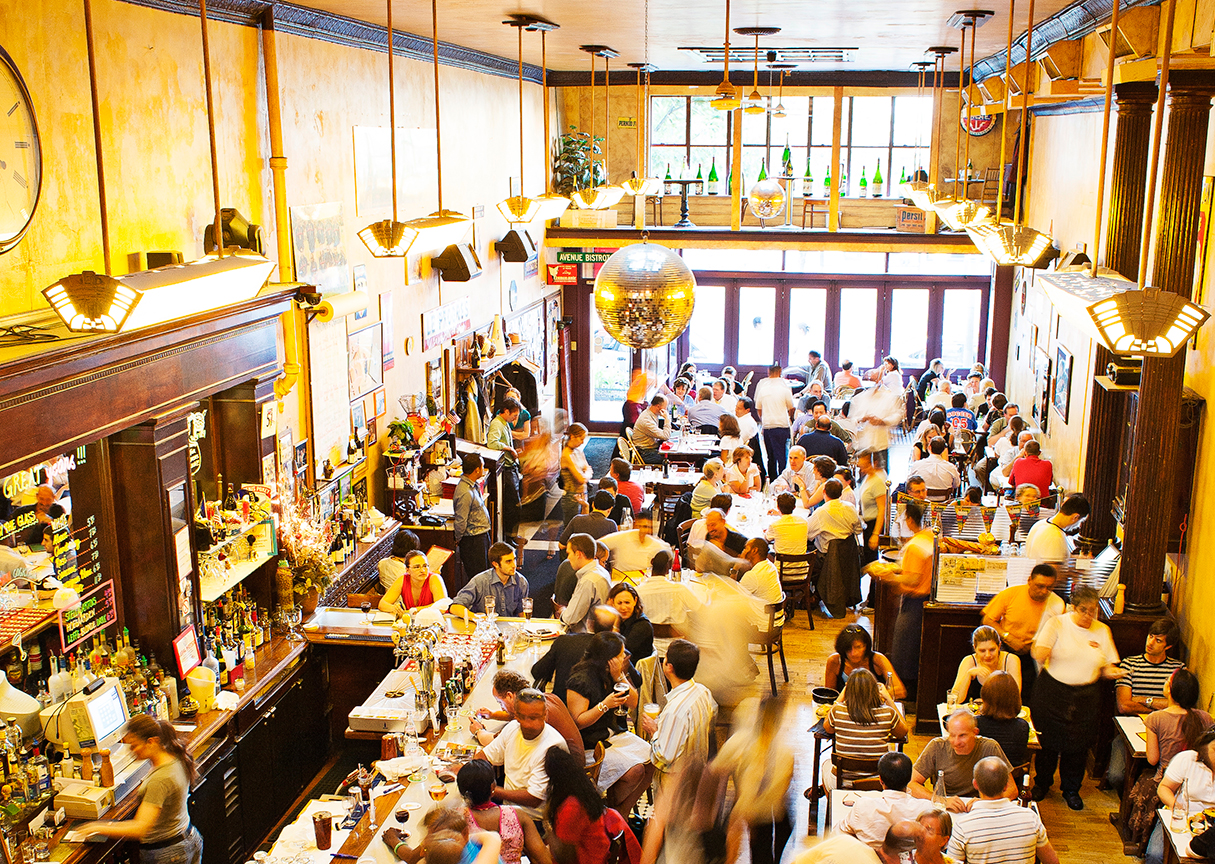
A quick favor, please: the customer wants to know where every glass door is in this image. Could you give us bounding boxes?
[588,305,634,424]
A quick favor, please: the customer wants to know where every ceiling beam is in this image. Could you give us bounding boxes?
[545,227,982,254]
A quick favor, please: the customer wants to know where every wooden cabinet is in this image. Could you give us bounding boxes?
[189,745,243,864]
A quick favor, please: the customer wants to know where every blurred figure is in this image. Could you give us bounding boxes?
[640,758,731,864]
[715,696,795,864]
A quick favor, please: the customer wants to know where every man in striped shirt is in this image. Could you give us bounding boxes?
[1108,619,1184,788]
[947,758,1059,864]
[640,639,716,787]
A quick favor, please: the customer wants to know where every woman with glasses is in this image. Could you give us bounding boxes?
[1030,585,1124,811]
[379,549,448,614]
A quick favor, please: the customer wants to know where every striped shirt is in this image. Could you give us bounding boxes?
[947,798,1049,864]
[651,679,717,775]
[1117,653,1184,700]
[828,703,901,762]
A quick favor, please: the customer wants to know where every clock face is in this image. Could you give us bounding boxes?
[0,47,41,254]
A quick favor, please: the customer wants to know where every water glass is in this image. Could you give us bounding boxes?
[445,705,460,733]
[946,692,958,713]
[484,596,496,620]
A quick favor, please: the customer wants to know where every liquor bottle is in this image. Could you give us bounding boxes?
[202,640,220,693]
[664,163,672,195]
[29,748,49,797]
[858,167,868,197]
[758,160,768,182]
[899,166,907,187]
[872,159,883,197]
[215,473,224,510]
[707,158,719,195]
[223,483,237,512]
[840,162,848,197]
[932,769,947,806]
[804,158,813,199]
[823,164,831,198]
[695,163,704,194]
[782,137,793,177]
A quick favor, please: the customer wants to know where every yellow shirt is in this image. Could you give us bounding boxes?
[982,584,1065,652]
[900,529,936,597]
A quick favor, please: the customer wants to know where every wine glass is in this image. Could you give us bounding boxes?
[613,681,630,717]
[361,600,373,625]
[286,607,302,641]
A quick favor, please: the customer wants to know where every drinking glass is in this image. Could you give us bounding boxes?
[613,681,630,716]
[361,600,373,625]
[286,607,303,641]
[445,705,460,733]
[946,692,958,713]
[427,779,448,801]
[521,598,533,621]
[484,596,496,620]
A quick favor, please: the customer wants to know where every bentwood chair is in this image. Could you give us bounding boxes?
[775,551,817,629]
[823,753,884,829]
[584,740,606,785]
[756,594,789,696]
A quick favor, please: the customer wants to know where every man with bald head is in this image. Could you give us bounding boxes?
[17,485,65,546]
[948,757,1059,864]
[910,711,1009,811]
[776,446,815,496]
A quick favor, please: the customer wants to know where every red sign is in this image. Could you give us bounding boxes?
[547,264,578,285]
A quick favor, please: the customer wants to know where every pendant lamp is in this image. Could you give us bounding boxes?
[496,19,541,223]
[572,45,626,210]
[903,60,934,197]
[933,11,993,230]
[736,28,779,114]
[771,65,790,118]
[527,23,570,222]
[623,63,663,197]
[1037,0,1209,356]
[907,47,956,211]
[711,0,741,109]
[967,0,1055,267]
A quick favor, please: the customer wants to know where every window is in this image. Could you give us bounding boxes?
[838,288,878,368]
[942,289,983,367]
[737,287,776,365]
[687,284,726,364]
[589,306,633,423]
[889,289,930,368]
[788,288,827,365]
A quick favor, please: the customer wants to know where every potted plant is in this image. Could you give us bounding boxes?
[291,544,334,615]
[552,125,605,198]
[276,502,336,614]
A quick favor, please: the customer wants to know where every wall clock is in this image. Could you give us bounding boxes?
[0,46,41,255]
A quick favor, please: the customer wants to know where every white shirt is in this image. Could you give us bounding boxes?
[1023,517,1072,560]
[651,679,717,774]
[1034,613,1119,686]
[1164,750,1215,815]
[841,791,934,849]
[714,391,738,414]
[806,499,864,552]
[636,574,703,631]
[724,461,760,491]
[775,463,816,494]
[947,798,1050,864]
[735,412,759,444]
[599,530,672,574]
[753,378,795,428]
[907,454,961,491]
[481,721,569,818]
[739,559,782,607]
[765,513,810,555]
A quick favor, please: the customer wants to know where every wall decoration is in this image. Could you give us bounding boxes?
[351,401,366,440]
[290,202,349,294]
[278,428,294,487]
[352,264,369,320]
[366,416,377,446]
[261,452,277,486]
[1053,346,1072,423]
[510,300,545,372]
[348,322,384,401]
[294,440,309,475]
[380,292,395,371]
[1033,347,1051,436]
[375,388,387,418]
[422,297,473,351]
[546,295,561,386]
[260,402,277,438]
[427,358,444,409]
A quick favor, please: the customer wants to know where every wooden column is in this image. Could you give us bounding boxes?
[1121,72,1215,613]
[829,87,843,232]
[1081,81,1157,551]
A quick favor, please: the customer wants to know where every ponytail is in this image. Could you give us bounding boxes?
[127,714,197,784]
[1183,709,1207,752]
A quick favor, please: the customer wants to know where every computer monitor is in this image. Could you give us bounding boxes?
[41,677,130,754]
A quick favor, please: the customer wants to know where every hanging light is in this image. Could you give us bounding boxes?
[933,11,993,230]
[496,18,541,224]
[525,23,569,222]
[967,0,1055,265]
[623,62,663,197]
[43,272,138,332]
[735,28,779,114]
[593,237,697,348]
[572,45,626,209]
[907,47,956,210]
[711,0,740,109]
[1036,0,1207,355]
[768,60,795,118]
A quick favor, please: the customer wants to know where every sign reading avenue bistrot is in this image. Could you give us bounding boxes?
[556,250,614,264]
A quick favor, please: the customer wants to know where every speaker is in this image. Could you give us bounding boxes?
[432,243,482,282]
[203,208,265,255]
[496,229,536,263]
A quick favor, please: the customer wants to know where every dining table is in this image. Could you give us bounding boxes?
[936,701,1041,750]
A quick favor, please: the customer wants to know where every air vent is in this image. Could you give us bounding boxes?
[679,46,856,64]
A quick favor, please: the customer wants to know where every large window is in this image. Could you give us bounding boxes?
[687,284,726,365]
[650,94,930,197]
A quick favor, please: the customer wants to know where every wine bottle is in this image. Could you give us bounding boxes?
[840,162,848,197]
[758,160,768,182]
[664,163,672,195]
[726,165,732,196]
[707,157,719,195]
[933,770,947,806]
[859,167,868,196]
[223,483,237,512]
[695,163,704,194]
[804,158,813,199]
[782,137,793,176]
[215,473,224,510]
[823,164,831,199]
[899,166,907,186]
[873,159,883,197]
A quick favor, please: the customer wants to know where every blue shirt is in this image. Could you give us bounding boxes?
[686,400,727,429]
[946,406,977,431]
[451,567,530,616]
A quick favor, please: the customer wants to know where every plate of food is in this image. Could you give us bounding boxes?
[523,622,562,639]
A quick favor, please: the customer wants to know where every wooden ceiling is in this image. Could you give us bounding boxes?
[292,0,1078,74]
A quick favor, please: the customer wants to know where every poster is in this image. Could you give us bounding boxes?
[348,323,384,401]
[353,264,369,320]
[546,295,561,386]
[422,297,472,351]
[290,202,350,294]
[380,292,395,371]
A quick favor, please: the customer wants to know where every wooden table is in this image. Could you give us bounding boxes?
[936,702,1041,749]
[1157,808,1205,863]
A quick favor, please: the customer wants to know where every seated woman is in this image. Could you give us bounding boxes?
[949,625,1022,705]
[690,460,724,520]
[833,466,856,507]
[1126,669,1210,856]
[912,410,950,463]
[544,748,641,864]
[379,549,448,614]
[1151,728,1215,864]
[824,624,906,701]
[823,667,908,789]
[976,671,1031,768]
[454,760,549,864]
[798,455,837,511]
[607,583,653,661]
[724,446,761,496]
[990,483,1048,543]
[564,632,653,815]
[717,413,743,462]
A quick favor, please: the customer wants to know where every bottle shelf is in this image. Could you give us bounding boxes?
[200,551,276,603]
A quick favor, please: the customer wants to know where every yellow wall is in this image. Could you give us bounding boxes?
[1,0,556,506]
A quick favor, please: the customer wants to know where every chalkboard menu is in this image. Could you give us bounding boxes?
[59,579,118,652]
[51,513,102,593]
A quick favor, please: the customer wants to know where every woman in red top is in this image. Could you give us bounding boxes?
[378,550,448,614]
[544,748,641,864]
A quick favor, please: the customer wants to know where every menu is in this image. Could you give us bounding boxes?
[59,579,118,652]
[51,514,103,593]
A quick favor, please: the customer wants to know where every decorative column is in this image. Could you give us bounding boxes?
[1121,72,1215,613]
[1080,81,1157,551]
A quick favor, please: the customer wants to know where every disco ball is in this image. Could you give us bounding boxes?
[593,243,697,349]
[749,178,786,219]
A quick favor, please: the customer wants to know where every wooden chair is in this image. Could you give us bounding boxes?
[833,385,856,400]
[676,518,696,565]
[756,593,789,696]
[775,551,818,629]
[903,383,925,433]
[925,487,956,503]
[584,740,606,785]
[648,195,664,227]
[980,166,1000,205]
[823,753,884,829]
[653,483,689,538]
[951,428,977,476]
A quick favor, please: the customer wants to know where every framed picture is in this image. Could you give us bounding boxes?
[294,439,309,475]
[352,264,369,320]
[352,401,367,440]
[380,292,395,371]
[427,358,444,408]
[278,427,294,483]
[366,415,377,445]
[1053,346,1073,423]
[374,388,387,418]
[290,202,349,294]
[1033,347,1051,436]
[173,625,202,678]
[348,322,384,401]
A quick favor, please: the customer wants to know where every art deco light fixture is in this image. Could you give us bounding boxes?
[769,63,793,118]
[711,0,741,110]
[572,45,626,210]
[622,62,663,197]
[496,18,541,224]
[593,238,697,349]
[907,46,957,210]
[967,0,1055,266]
[1037,0,1209,356]
[933,10,993,230]
[526,22,570,222]
[735,28,780,114]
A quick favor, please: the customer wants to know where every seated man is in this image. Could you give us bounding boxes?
[765,492,809,555]
[775,446,816,497]
[733,537,783,612]
[558,534,611,629]
[638,639,717,785]
[906,436,960,495]
[834,360,862,391]
[945,391,977,432]
[598,510,672,576]
[1008,440,1053,496]
[688,493,735,552]
[450,541,530,618]
[806,479,864,553]
[797,414,849,466]
[1107,619,1184,787]
[712,378,738,414]
[531,604,620,697]
[609,458,645,514]
[841,753,934,849]
[687,386,728,433]
[910,711,1009,812]
[989,429,1033,489]
[636,552,703,657]
[948,758,1060,864]
[473,688,569,819]
[469,669,584,765]
[701,507,747,558]
[597,476,633,528]
[558,489,618,550]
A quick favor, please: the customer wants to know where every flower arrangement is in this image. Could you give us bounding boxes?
[275,481,336,600]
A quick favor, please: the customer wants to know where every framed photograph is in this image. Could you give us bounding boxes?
[352,264,369,320]
[352,401,367,439]
[294,439,309,475]
[173,625,202,678]
[348,322,384,401]
[1033,347,1052,435]
[366,415,377,445]
[380,292,395,371]
[427,358,444,408]
[1053,346,1073,423]
[374,387,387,418]
[289,202,349,294]
[278,427,294,482]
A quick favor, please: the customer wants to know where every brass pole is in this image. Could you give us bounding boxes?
[1013,0,1035,227]
[199,0,224,258]
[543,31,551,195]
[995,0,1014,221]
[953,25,965,202]
[389,0,397,221]
[1137,0,1177,289]
[82,0,111,275]
[432,0,443,213]
[1090,0,1121,277]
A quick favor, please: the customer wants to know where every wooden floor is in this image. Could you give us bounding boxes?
[765,608,1127,863]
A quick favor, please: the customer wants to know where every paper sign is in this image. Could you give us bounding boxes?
[174,526,192,581]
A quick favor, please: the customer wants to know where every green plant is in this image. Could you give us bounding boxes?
[552,126,605,197]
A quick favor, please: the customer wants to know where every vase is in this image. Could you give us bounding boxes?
[301,587,320,616]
